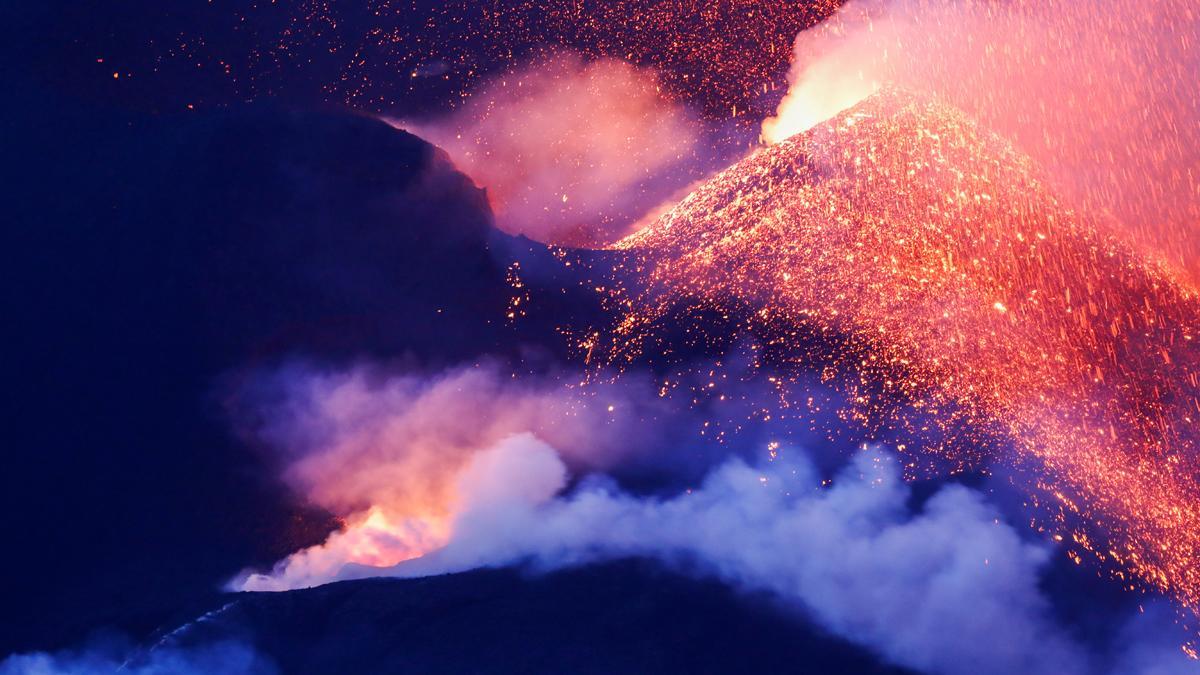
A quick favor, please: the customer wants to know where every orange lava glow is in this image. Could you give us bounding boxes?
[598,89,1200,620]
[240,504,453,592]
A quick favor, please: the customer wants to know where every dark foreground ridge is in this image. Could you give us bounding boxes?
[164,560,914,675]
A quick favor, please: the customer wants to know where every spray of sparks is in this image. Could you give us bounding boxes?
[575,87,1200,626]
[103,0,838,125]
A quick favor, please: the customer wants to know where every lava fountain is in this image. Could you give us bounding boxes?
[762,0,1200,283]
[607,88,1200,619]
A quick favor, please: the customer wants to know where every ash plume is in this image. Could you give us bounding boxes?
[394,52,704,246]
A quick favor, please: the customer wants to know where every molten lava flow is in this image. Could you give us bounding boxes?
[608,89,1200,618]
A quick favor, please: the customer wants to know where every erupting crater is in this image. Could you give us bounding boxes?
[605,88,1200,620]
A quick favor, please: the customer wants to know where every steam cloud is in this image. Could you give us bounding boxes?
[394,52,702,246]
[231,364,1195,675]
[365,438,1086,675]
[763,0,1200,280]
[229,362,702,591]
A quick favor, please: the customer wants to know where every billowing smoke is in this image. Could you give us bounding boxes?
[760,2,886,143]
[395,52,702,246]
[228,363,1195,674]
[763,0,1200,280]
[350,439,1085,675]
[229,362,708,591]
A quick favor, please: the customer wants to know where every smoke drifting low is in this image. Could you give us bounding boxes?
[230,363,1196,675]
[396,53,702,246]
[387,440,1084,675]
[229,362,712,591]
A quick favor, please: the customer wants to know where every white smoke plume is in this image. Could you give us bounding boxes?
[393,52,702,247]
[358,435,1199,675]
[361,438,1084,675]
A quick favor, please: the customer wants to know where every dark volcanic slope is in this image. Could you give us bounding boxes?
[0,84,608,656]
[164,560,913,675]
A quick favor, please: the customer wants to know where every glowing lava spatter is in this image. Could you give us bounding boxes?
[603,88,1200,617]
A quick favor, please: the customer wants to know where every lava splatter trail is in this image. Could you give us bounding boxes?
[604,88,1200,618]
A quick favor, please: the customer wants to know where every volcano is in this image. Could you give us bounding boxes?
[601,88,1200,618]
[135,561,913,675]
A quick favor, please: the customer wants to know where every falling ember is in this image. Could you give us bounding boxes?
[601,88,1200,619]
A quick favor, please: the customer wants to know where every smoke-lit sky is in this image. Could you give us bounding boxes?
[3,2,1200,674]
